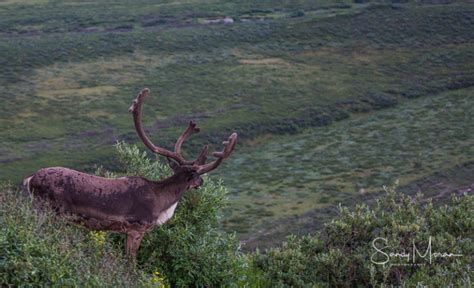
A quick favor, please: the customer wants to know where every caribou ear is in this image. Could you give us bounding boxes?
[167,158,180,172]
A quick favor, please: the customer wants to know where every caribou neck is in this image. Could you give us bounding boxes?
[151,174,190,207]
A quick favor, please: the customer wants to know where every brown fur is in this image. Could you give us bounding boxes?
[25,88,237,260]
[26,166,203,259]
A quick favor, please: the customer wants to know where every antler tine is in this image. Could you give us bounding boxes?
[129,88,186,164]
[175,121,200,163]
[130,88,208,166]
[196,133,237,174]
[195,145,209,165]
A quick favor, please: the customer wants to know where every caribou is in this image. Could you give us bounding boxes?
[23,88,237,260]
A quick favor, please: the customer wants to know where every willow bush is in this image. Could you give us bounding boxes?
[252,185,473,287]
[0,184,159,287]
[99,142,247,287]
[1,142,471,287]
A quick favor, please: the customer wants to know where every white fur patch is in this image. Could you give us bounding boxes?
[156,203,178,225]
[23,176,33,198]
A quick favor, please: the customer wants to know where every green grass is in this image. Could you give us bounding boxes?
[216,87,474,241]
[0,0,473,247]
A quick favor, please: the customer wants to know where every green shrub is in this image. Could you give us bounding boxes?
[1,141,248,287]
[102,142,248,287]
[253,184,473,287]
[2,141,471,287]
[0,184,160,287]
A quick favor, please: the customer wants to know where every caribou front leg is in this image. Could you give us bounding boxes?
[126,230,145,261]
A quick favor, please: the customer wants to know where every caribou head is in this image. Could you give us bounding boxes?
[23,88,237,260]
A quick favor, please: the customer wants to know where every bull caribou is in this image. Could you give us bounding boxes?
[23,88,237,260]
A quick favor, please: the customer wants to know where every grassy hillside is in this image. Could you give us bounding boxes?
[1,0,473,247]
[2,178,472,286]
[217,88,473,247]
